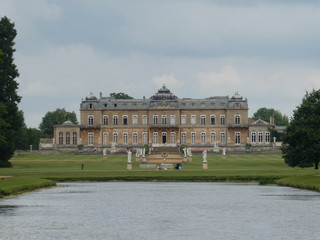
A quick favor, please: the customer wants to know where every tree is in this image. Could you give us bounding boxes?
[282,90,320,170]
[252,107,289,126]
[110,92,133,99]
[39,108,78,138]
[0,17,23,167]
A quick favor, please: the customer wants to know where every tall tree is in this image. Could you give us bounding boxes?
[0,17,23,167]
[282,90,320,170]
[110,92,133,99]
[252,107,289,126]
[39,108,78,138]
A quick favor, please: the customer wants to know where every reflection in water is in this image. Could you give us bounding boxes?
[0,182,320,240]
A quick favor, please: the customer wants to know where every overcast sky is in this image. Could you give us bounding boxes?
[1,0,320,128]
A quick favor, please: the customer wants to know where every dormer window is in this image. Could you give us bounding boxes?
[89,104,93,109]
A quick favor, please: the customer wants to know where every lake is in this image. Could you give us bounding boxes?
[1,182,320,240]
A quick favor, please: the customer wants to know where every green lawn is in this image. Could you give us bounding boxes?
[0,152,318,197]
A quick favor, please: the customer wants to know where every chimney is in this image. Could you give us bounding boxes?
[270,116,275,125]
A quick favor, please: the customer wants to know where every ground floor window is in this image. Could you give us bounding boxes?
[181,132,186,144]
[251,132,256,144]
[191,132,196,145]
[113,132,118,144]
[210,132,216,145]
[258,132,263,144]
[265,132,270,143]
[103,132,108,145]
[201,132,206,144]
[153,132,158,144]
[170,132,176,144]
[123,132,128,145]
[73,132,77,145]
[88,132,94,145]
[142,132,148,145]
[59,132,63,145]
[133,132,138,145]
[235,132,240,144]
[221,132,226,144]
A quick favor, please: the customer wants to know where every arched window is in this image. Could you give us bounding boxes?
[210,132,216,145]
[123,132,128,145]
[113,115,118,125]
[103,132,108,145]
[161,115,167,125]
[88,132,94,145]
[88,115,94,126]
[191,132,196,144]
[220,115,226,125]
[66,132,70,145]
[153,115,158,125]
[170,132,176,144]
[170,115,176,125]
[103,115,108,125]
[142,132,148,145]
[72,132,77,145]
[258,132,263,144]
[235,132,241,144]
[132,115,138,125]
[210,115,216,125]
[153,132,158,144]
[181,132,186,144]
[133,132,138,145]
[142,115,147,125]
[200,115,206,125]
[191,115,196,125]
[59,132,63,145]
[181,115,186,125]
[221,132,226,144]
[235,114,241,125]
[201,132,206,144]
[251,132,256,144]
[113,132,118,144]
[123,115,128,125]
[266,132,270,143]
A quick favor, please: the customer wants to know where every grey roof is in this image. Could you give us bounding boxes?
[250,119,272,126]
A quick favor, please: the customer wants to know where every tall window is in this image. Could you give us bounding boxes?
[113,132,118,144]
[170,132,176,144]
[170,115,176,125]
[142,132,148,145]
[221,132,226,144]
[142,115,147,125]
[103,115,108,125]
[210,115,216,125]
[191,115,196,125]
[181,132,186,144]
[73,132,77,145]
[266,132,270,143]
[133,132,138,145]
[161,115,167,125]
[201,132,206,144]
[113,115,118,125]
[251,132,256,144]
[123,116,128,125]
[153,132,158,144]
[191,132,196,144]
[153,115,158,125]
[59,132,63,145]
[123,132,128,145]
[235,132,241,144]
[132,115,138,125]
[210,132,216,144]
[258,132,263,144]
[235,114,241,125]
[181,115,186,125]
[88,115,94,126]
[66,132,70,145]
[220,115,225,125]
[88,132,94,145]
[103,132,108,145]
[200,115,206,125]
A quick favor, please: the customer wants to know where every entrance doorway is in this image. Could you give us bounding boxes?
[162,132,167,144]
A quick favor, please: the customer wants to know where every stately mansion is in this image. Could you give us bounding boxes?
[53,86,273,151]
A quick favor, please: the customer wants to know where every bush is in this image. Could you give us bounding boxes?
[143,144,149,154]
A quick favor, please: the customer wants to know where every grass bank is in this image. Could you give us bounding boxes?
[276,175,320,192]
[0,152,318,197]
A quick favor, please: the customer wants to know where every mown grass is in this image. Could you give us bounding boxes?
[0,152,318,196]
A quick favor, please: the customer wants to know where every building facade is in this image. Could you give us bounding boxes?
[54,86,273,151]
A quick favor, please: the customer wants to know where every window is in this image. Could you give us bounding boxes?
[191,132,196,145]
[251,132,256,144]
[103,115,108,125]
[88,132,94,145]
[210,132,216,145]
[258,132,263,144]
[58,132,63,145]
[113,115,118,125]
[181,132,186,144]
[220,115,226,125]
[153,132,158,144]
[113,132,118,144]
[221,132,226,144]
[235,132,241,144]
[123,116,128,125]
[133,132,138,145]
[200,115,206,125]
[170,132,176,144]
[201,132,206,144]
[142,115,147,125]
[142,132,148,145]
[161,115,167,125]
[123,132,128,145]
[132,115,138,125]
[210,115,216,125]
[89,104,93,109]
[266,132,270,143]
[103,132,108,145]
[66,132,70,145]
[181,115,186,125]
[73,132,77,145]
[170,115,176,125]
[235,114,241,125]
[191,115,196,125]
[88,115,94,126]
[153,115,158,125]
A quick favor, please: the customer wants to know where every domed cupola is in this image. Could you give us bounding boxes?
[150,85,178,101]
[85,92,98,101]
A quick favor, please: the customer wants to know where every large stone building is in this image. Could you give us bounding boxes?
[54,86,273,151]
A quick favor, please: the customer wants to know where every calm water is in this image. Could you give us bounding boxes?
[1,182,320,240]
